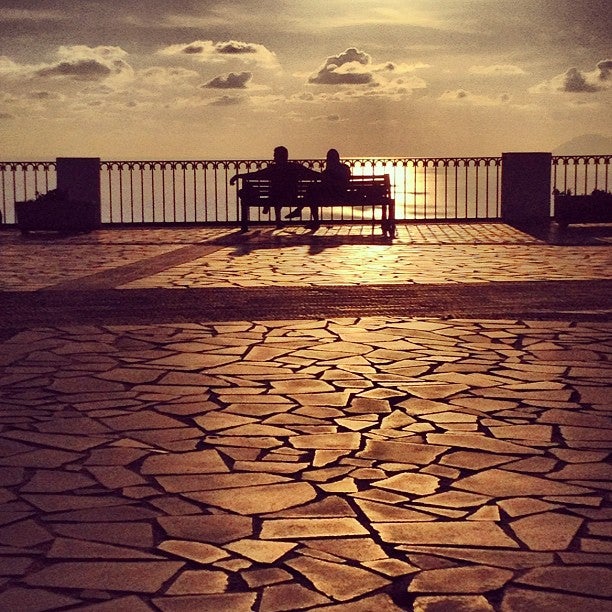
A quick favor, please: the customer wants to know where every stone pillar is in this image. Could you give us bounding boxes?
[501,152,552,227]
[56,157,101,228]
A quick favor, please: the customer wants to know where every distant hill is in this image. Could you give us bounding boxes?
[553,134,612,155]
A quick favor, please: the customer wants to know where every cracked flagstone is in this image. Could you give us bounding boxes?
[0,313,610,610]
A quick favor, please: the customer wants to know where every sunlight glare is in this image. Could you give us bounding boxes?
[301,0,445,30]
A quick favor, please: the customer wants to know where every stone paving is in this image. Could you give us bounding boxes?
[1,224,611,291]
[0,228,234,293]
[120,240,612,289]
[0,223,610,611]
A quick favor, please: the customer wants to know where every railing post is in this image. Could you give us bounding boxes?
[56,157,101,229]
[501,152,552,227]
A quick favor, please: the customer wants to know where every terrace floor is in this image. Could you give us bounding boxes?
[0,222,611,611]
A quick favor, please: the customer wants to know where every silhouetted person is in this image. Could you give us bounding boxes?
[286,148,351,229]
[230,146,320,228]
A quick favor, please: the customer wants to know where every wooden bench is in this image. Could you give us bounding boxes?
[237,174,396,238]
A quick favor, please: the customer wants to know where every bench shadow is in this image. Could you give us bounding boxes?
[212,226,393,256]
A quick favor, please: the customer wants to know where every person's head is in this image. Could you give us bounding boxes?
[273,146,289,163]
[326,148,340,164]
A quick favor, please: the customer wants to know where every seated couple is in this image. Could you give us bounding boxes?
[230,146,351,229]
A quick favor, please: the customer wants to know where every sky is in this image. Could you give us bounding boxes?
[0,0,610,160]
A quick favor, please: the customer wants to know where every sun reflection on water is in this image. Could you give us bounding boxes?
[346,157,502,221]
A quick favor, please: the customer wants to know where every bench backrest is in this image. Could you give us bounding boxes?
[344,175,392,203]
[240,174,393,203]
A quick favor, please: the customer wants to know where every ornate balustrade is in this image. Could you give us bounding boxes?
[0,155,609,226]
[552,155,611,196]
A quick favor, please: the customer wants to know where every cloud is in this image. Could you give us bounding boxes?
[530,59,612,94]
[317,114,343,122]
[280,110,345,124]
[159,40,279,68]
[308,48,373,85]
[440,89,511,106]
[209,95,245,106]
[0,8,64,22]
[0,56,24,77]
[595,59,612,81]
[203,71,252,89]
[0,46,133,91]
[1,45,132,84]
[295,92,315,102]
[469,64,526,76]
[215,41,259,56]
[138,66,199,87]
[36,59,112,80]
[27,91,62,101]
[562,68,600,93]
[307,48,428,98]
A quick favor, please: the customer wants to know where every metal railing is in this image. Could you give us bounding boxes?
[0,162,56,225]
[552,155,611,196]
[1,155,609,226]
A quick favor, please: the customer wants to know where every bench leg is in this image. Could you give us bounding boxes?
[240,199,250,232]
[238,185,259,232]
[380,202,396,238]
[379,204,388,236]
[304,205,320,230]
[389,200,396,238]
[273,205,284,228]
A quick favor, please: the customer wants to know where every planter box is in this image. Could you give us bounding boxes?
[16,192,100,234]
[554,192,612,228]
